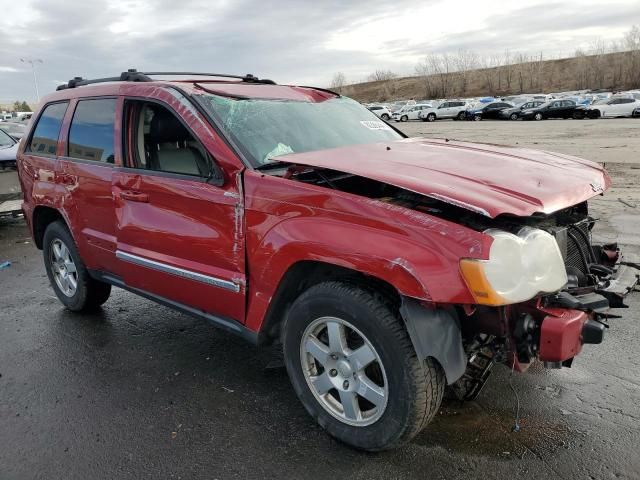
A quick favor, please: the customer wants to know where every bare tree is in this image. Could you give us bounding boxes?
[367,69,397,82]
[454,49,478,95]
[330,72,347,91]
[415,57,437,98]
[588,39,607,89]
[623,25,640,88]
[480,55,499,94]
[502,50,515,91]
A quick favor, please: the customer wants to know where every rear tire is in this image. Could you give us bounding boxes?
[381,114,390,121]
[43,221,111,312]
[456,111,466,121]
[400,115,408,122]
[283,282,445,451]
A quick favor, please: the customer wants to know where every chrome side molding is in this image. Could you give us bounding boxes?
[116,250,240,293]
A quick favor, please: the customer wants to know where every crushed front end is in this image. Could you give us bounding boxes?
[453,201,640,400]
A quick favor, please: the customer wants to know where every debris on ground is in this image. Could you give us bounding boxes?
[0,261,11,269]
[618,198,637,208]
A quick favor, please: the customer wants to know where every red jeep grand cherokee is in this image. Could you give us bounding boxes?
[17,70,639,450]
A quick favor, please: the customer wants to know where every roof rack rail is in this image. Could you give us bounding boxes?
[56,69,276,91]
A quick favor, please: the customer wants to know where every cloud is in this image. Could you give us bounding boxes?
[0,0,638,102]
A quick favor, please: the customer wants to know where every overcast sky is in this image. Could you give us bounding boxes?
[0,0,638,103]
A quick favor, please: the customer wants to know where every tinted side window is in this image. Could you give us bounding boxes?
[125,101,211,177]
[68,99,117,163]
[619,98,634,104]
[29,102,68,155]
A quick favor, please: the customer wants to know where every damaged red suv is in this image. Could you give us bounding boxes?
[17,70,639,451]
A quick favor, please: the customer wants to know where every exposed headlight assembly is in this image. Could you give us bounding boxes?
[460,228,568,306]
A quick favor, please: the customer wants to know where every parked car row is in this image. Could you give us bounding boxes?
[366,89,640,123]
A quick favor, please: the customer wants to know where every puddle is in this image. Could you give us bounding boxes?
[414,398,580,459]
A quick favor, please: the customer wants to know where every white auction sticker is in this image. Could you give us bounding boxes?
[360,120,392,130]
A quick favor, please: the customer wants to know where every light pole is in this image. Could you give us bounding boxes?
[20,57,43,103]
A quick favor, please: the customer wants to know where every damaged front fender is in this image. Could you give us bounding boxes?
[400,298,467,384]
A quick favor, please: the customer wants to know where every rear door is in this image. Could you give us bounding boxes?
[112,93,246,323]
[58,98,119,272]
[545,101,559,118]
[562,100,576,117]
[615,98,635,117]
[436,102,451,118]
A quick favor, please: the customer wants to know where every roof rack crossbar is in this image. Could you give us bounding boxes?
[56,69,276,90]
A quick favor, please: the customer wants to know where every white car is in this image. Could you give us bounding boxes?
[392,103,433,122]
[367,105,393,120]
[587,97,640,118]
[419,100,468,122]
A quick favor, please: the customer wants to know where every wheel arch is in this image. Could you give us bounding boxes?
[32,205,68,249]
[256,260,403,345]
[258,261,466,385]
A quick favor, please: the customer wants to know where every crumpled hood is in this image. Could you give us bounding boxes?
[274,137,610,218]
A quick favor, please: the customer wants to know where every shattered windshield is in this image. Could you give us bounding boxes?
[195,94,403,167]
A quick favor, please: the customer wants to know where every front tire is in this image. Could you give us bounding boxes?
[283,282,445,451]
[426,113,436,122]
[43,221,111,312]
[510,113,519,120]
[381,114,390,121]
[534,112,543,121]
[400,115,408,122]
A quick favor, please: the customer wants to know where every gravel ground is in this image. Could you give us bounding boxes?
[1,118,639,479]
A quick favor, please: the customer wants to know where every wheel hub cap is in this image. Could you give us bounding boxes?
[49,238,78,297]
[300,316,389,426]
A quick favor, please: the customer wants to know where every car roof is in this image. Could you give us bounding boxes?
[38,71,339,105]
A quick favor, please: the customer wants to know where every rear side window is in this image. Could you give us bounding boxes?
[68,99,117,163]
[29,102,68,155]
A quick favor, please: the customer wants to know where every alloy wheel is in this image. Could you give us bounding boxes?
[49,238,78,297]
[300,316,388,426]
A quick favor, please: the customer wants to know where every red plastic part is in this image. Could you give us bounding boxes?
[538,308,587,362]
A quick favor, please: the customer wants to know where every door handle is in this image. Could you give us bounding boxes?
[119,191,149,203]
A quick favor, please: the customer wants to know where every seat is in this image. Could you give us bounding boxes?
[148,109,209,176]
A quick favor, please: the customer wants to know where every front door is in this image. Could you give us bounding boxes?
[113,98,246,323]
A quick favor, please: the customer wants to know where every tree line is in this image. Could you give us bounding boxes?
[330,25,640,101]
[10,101,32,112]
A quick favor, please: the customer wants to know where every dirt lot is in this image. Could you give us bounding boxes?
[1,118,639,479]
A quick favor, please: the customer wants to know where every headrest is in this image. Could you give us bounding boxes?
[149,109,191,143]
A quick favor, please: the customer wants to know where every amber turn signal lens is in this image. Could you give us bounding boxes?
[459,259,507,306]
